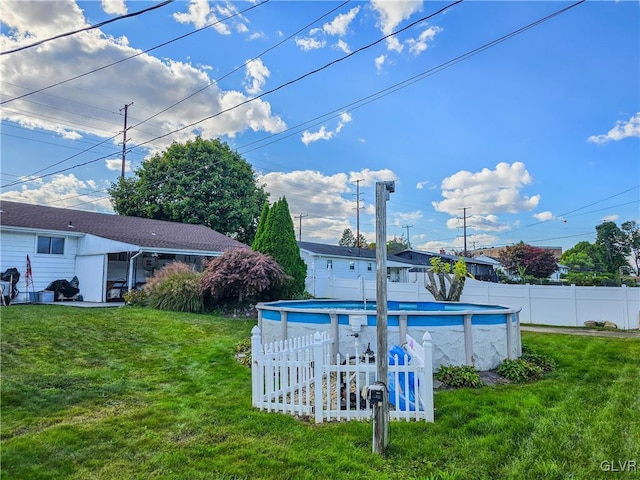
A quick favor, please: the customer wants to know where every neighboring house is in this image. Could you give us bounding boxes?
[0,201,246,302]
[395,249,497,282]
[297,241,415,297]
[475,253,569,283]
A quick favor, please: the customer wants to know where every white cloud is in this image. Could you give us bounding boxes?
[101,0,127,16]
[335,39,351,54]
[446,214,510,233]
[602,214,619,222]
[588,112,640,144]
[375,54,386,72]
[371,0,423,52]
[105,158,131,173]
[416,180,429,189]
[407,26,442,55]
[432,162,540,217]
[0,1,286,153]
[391,210,423,227]
[301,112,353,145]
[244,58,270,95]
[533,211,555,222]
[0,174,113,212]
[322,6,360,36]
[295,36,326,51]
[257,168,398,243]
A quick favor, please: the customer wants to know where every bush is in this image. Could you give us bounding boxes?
[144,262,204,313]
[435,364,482,388]
[520,352,556,373]
[497,358,543,383]
[201,248,290,304]
[123,288,147,306]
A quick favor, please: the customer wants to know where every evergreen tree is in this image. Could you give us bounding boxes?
[252,202,270,251]
[252,197,307,298]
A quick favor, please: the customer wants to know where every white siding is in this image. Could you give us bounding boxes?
[0,230,79,301]
[75,255,107,302]
[301,251,376,297]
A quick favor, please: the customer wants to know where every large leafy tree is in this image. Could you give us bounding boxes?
[621,221,639,275]
[499,242,558,279]
[108,137,268,244]
[560,242,597,273]
[253,197,307,298]
[595,221,629,275]
[387,236,409,255]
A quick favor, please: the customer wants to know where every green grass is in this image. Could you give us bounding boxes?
[2,306,639,480]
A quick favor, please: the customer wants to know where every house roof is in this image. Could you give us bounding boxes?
[395,249,496,266]
[0,200,247,253]
[297,241,414,266]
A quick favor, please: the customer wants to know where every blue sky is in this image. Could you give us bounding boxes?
[1,0,638,253]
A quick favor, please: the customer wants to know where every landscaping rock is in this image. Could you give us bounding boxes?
[603,321,618,330]
[584,320,598,328]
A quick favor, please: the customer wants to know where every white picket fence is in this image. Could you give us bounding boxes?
[251,326,434,423]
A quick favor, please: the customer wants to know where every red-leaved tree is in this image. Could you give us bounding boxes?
[200,248,290,302]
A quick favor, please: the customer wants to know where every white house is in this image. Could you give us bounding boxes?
[0,201,247,303]
[297,241,415,298]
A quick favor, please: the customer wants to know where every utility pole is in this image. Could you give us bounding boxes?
[294,213,308,242]
[373,180,394,455]
[352,179,363,255]
[120,102,133,180]
[402,224,413,249]
[460,207,471,256]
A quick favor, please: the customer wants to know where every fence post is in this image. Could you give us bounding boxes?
[251,326,262,408]
[422,331,434,422]
[505,313,513,359]
[463,313,473,366]
[313,331,324,423]
[330,313,339,362]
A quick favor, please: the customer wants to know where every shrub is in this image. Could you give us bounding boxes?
[497,358,543,383]
[520,352,556,373]
[201,248,290,304]
[144,262,204,313]
[435,364,482,388]
[123,288,147,306]
[235,338,252,367]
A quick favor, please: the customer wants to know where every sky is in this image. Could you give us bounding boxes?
[1,0,638,254]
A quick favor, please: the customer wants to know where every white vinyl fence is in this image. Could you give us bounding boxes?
[251,326,434,423]
[326,278,639,330]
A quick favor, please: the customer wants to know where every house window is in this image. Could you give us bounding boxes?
[349,261,355,271]
[367,263,373,271]
[326,260,333,270]
[37,236,65,255]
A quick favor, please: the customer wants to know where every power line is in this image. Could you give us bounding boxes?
[1,1,176,55]
[0,1,270,105]
[0,1,349,185]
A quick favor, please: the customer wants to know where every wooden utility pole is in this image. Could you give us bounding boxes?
[402,224,413,249]
[460,207,470,256]
[295,213,308,241]
[373,180,394,454]
[120,102,133,180]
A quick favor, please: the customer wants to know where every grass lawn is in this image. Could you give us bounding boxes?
[1,306,639,480]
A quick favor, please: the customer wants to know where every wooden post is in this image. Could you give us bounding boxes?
[374,180,394,454]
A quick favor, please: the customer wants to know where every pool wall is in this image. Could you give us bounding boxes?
[257,300,522,371]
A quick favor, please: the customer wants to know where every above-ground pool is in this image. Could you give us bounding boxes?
[256,299,522,371]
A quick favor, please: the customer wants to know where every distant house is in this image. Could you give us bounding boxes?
[394,249,497,282]
[297,241,414,297]
[0,201,246,302]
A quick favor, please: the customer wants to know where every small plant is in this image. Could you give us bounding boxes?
[520,352,556,373]
[435,364,482,388]
[235,338,252,367]
[123,288,147,306]
[497,358,543,383]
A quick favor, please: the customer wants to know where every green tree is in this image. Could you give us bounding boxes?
[621,221,640,275]
[252,197,307,298]
[109,137,268,244]
[560,241,597,273]
[339,228,356,247]
[338,228,367,248]
[387,236,409,255]
[595,221,629,275]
